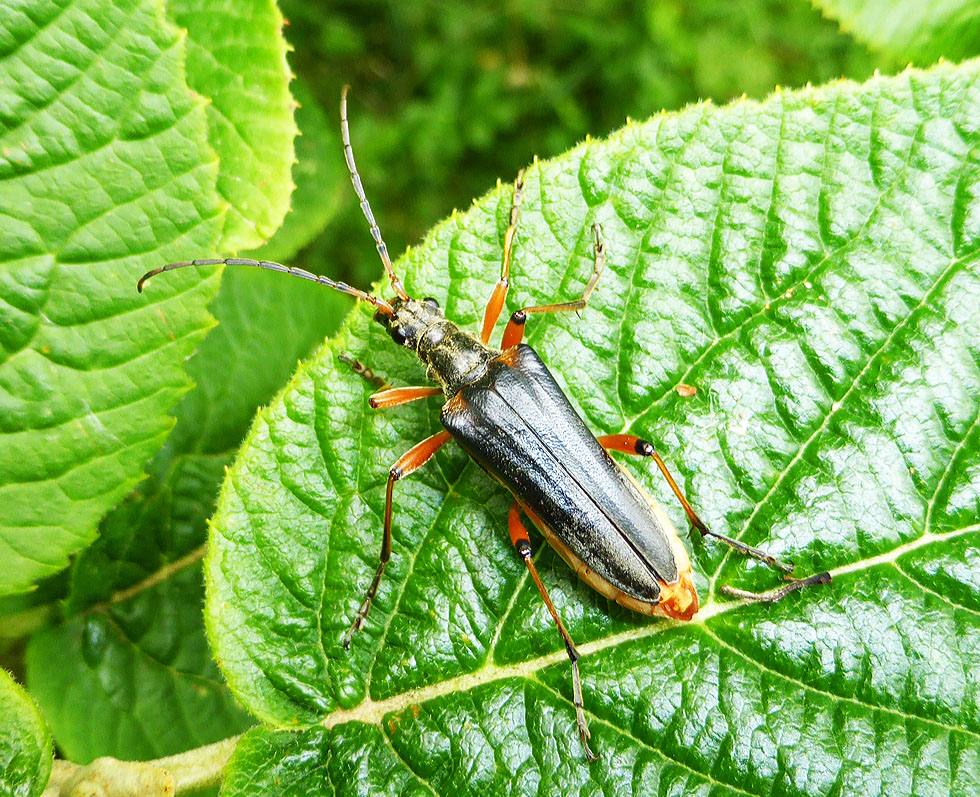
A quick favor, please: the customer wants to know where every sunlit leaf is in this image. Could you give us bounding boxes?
[0,0,224,596]
[168,0,297,251]
[815,0,980,63]
[211,61,980,793]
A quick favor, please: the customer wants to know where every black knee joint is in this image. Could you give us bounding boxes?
[635,438,655,457]
[511,310,526,326]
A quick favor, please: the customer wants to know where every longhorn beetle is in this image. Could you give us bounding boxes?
[139,87,831,761]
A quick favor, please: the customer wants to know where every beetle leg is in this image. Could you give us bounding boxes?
[721,572,832,602]
[508,502,598,762]
[501,223,605,349]
[481,170,525,344]
[343,430,452,649]
[339,352,388,389]
[597,434,797,575]
[339,353,442,409]
[368,386,442,409]
[598,434,830,603]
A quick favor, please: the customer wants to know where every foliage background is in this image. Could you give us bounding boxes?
[276,0,884,293]
[5,0,978,795]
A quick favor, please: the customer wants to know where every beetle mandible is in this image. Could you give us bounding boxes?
[138,87,831,761]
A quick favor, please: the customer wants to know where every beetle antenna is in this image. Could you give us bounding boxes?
[341,85,409,302]
[137,258,394,315]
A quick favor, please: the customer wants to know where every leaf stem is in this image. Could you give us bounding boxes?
[91,544,207,613]
[41,735,242,796]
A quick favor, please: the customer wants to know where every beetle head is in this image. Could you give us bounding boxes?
[374,296,448,352]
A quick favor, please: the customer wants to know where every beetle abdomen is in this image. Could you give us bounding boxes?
[441,344,692,612]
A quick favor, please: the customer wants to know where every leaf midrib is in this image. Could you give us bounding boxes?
[315,524,980,740]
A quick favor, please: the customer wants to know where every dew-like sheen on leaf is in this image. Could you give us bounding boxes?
[212,61,980,794]
[0,0,224,596]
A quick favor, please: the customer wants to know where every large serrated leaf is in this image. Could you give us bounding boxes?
[0,669,51,797]
[212,62,980,794]
[19,29,337,753]
[168,0,297,252]
[814,0,980,63]
[0,0,224,596]
[22,266,343,763]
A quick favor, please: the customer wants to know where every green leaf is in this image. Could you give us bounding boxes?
[0,0,225,596]
[168,0,297,252]
[814,0,980,64]
[212,61,980,793]
[0,669,51,797]
[221,725,431,796]
[26,564,248,765]
[23,266,343,762]
[161,267,348,464]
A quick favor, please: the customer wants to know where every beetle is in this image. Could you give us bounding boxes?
[138,87,831,761]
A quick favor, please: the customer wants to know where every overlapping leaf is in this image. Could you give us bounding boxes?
[0,0,298,598]
[168,0,297,252]
[815,0,980,63]
[209,62,980,794]
[254,78,346,264]
[0,0,224,596]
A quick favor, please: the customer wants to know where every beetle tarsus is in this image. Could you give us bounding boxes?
[343,573,381,650]
[340,351,388,389]
[571,657,599,762]
[721,571,831,603]
[699,526,796,575]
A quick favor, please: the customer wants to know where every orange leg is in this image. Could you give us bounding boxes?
[343,430,452,649]
[481,170,526,344]
[597,433,793,573]
[508,502,597,762]
[598,434,830,600]
[501,223,605,349]
[369,386,442,409]
[340,353,441,410]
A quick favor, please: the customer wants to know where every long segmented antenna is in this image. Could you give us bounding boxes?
[137,258,394,315]
[341,85,409,301]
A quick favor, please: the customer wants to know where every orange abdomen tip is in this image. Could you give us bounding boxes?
[658,569,699,622]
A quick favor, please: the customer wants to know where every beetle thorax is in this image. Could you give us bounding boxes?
[374,297,497,396]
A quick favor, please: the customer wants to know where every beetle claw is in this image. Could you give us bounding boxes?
[342,608,369,650]
[581,731,599,762]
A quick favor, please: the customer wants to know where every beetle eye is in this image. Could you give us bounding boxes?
[389,326,408,345]
[423,296,440,309]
